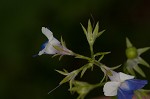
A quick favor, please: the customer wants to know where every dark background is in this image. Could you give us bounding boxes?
[0,0,150,99]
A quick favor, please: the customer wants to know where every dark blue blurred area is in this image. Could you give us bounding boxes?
[0,0,150,99]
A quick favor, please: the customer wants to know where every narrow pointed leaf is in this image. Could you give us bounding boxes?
[55,70,68,75]
[61,36,66,47]
[110,65,121,70]
[98,55,104,62]
[80,68,88,78]
[94,52,111,57]
[60,75,72,85]
[93,22,99,38]
[63,69,68,73]
[137,47,150,55]
[81,24,87,36]
[133,65,146,77]
[87,19,92,34]
[97,30,105,37]
[52,54,60,58]
[59,55,63,60]
[126,37,133,48]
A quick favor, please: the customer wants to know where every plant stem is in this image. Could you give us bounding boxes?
[90,44,94,59]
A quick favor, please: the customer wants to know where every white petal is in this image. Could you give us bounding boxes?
[41,27,53,41]
[119,72,134,82]
[38,42,57,55]
[45,42,58,54]
[109,71,120,82]
[103,82,120,96]
[50,37,60,46]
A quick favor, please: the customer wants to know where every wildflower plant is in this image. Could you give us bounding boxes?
[35,19,150,99]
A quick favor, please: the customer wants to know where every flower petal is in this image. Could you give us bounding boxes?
[125,79,148,91]
[38,41,48,55]
[103,82,120,96]
[44,42,58,54]
[40,41,48,51]
[109,71,120,82]
[38,42,57,55]
[119,72,134,82]
[41,27,53,41]
[117,87,134,99]
[50,37,60,46]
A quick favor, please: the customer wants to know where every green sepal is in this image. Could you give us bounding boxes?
[137,47,150,55]
[53,45,63,51]
[55,69,68,75]
[97,30,105,38]
[126,37,133,48]
[138,57,150,68]
[75,54,91,61]
[87,19,93,37]
[93,22,99,39]
[60,36,66,47]
[59,75,72,85]
[110,64,121,70]
[126,66,136,76]
[81,24,87,36]
[59,55,63,61]
[133,65,146,77]
[80,67,88,78]
[80,63,92,78]
[94,52,111,57]
[52,54,60,58]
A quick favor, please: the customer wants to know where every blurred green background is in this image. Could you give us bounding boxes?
[0,0,150,99]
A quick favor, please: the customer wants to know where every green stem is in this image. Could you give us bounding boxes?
[90,44,94,59]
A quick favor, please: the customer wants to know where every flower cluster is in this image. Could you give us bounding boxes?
[35,20,149,99]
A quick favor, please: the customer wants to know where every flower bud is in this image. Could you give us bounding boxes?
[126,47,138,59]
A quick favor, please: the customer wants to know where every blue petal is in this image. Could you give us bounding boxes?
[125,79,148,91]
[117,87,134,99]
[40,41,48,50]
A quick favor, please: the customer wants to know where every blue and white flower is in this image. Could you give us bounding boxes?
[103,71,147,99]
[38,27,74,56]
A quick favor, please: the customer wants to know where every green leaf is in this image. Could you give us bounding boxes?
[133,65,146,77]
[137,47,150,55]
[126,37,133,48]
